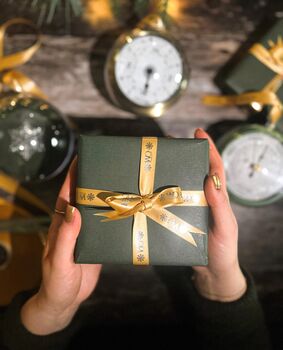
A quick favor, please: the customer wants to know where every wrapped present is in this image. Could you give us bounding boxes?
[221,16,283,101]
[205,16,283,125]
[75,135,209,266]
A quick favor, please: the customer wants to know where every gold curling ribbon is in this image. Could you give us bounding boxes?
[76,137,208,266]
[0,171,52,268]
[203,37,283,125]
[0,18,47,100]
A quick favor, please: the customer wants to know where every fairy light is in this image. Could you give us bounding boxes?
[83,0,118,29]
[251,102,263,112]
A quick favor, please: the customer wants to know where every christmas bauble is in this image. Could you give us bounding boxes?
[0,95,74,182]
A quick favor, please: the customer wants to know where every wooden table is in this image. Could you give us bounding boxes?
[0,0,282,346]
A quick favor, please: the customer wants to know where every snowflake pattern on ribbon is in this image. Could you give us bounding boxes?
[9,120,45,161]
[87,193,95,201]
[121,198,130,207]
[137,254,145,262]
[145,142,153,150]
[160,213,168,222]
[137,230,144,239]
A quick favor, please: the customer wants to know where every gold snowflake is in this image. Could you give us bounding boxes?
[145,142,153,150]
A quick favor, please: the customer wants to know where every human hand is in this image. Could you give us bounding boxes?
[21,158,102,335]
[193,128,247,302]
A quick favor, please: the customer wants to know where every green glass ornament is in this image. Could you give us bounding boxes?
[0,95,74,183]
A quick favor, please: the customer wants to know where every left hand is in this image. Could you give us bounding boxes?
[21,158,102,335]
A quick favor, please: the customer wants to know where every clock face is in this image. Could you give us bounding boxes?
[222,131,283,202]
[114,35,184,107]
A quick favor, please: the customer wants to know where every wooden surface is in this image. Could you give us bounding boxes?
[0,0,282,342]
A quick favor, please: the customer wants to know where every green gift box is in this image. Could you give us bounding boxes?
[75,135,209,266]
[219,16,283,104]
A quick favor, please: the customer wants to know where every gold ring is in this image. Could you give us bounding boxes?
[212,174,221,190]
[54,208,65,215]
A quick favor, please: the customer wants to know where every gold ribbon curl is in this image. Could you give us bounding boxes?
[76,137,208,265]
[203,36,283,125]
[0,18,46,100]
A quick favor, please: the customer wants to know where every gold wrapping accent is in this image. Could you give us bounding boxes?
[249,37,283,75]
[76,137,208,265]
[0,172,52,216]
[203,36,283,125]
[0,18,47,100]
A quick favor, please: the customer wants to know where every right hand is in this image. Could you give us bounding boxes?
[21,158,102,335]
[193,128,246,302]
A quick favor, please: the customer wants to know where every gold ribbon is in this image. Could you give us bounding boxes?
[76,137,208,265]
[0,18,46,100]
[203,37,283,125]
[0,171,52,268]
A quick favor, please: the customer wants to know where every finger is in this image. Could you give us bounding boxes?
[55,156,78,211]
[204,175,237,235]
[46,205,81,265]
[46,157,78,254]
[194,128,227,189]
[194,128,220,156]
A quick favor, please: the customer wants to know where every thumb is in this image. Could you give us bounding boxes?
[205,175,238,236]
[52,205,81,265]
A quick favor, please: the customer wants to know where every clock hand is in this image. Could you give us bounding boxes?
[249,164,256,178]
[143,67,154,95]
[257,145,268,163]
[249,146,268,178]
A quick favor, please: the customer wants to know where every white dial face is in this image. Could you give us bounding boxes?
[114,35,184,107]
[222,131,283,202]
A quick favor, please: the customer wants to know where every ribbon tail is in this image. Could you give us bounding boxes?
[2,71,47,100]
[203,92,272,107]
[203,91,283,125]
[146,208,207,247]
[0,18,41,72]
[132,212,149,265]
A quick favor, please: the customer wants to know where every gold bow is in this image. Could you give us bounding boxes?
[203,37,283,125]
[76,137,208,265]
[0,18,46,100]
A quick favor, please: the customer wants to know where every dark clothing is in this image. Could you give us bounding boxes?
[0,269,271,350]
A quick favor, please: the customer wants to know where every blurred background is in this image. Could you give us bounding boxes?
[0,1,282,348]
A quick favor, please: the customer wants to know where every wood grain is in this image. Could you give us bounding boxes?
[0,0,282,307]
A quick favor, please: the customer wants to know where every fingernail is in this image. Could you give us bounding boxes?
[211,173,221,190]
[65,204,75,223]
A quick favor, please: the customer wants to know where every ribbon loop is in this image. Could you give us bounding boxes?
[203,36,283,125]
[249,37,283,75]
[0,18,46,99]
[99,186,184,220]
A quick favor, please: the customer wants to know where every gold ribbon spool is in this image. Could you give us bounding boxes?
[203,36,283,126]
[76,137,208,266]
[0,18,47,100]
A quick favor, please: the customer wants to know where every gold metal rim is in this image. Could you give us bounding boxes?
[104,27,189,118]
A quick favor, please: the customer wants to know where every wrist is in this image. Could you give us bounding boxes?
[192,264,247,302]
[21,293,79,335]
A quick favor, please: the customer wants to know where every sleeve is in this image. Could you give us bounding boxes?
[186,268,272,350]
[1,289,83,350]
